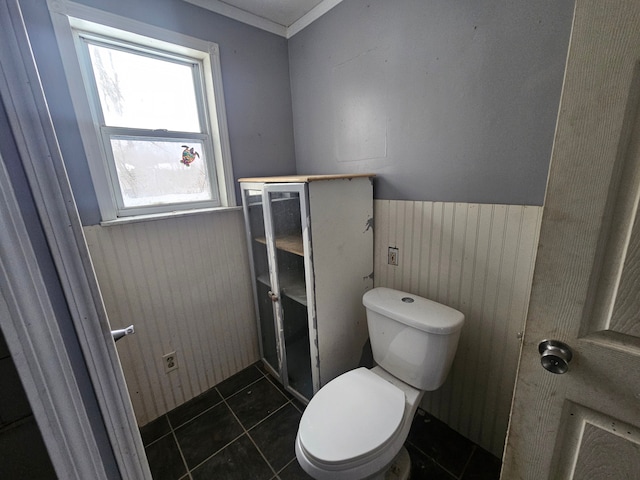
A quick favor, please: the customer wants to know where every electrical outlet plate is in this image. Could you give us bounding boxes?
[388,247,399,266]
[163,351,178,373]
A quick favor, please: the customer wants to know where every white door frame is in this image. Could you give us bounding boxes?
[0,0,150,478]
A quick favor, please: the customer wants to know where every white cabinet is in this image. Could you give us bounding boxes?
[239,174,374,401]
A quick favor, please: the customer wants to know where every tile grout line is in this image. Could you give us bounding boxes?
[169,364,267,430]
[217,366,266,401]
[216,365,297,479]
[145,362,499,480]
[140,416,172,449]
[405,438,461,480]
[263,371,310,414]
[213,363,302,478]
[168,398,225,431]
[184,429,246,476]
[167,365,282,478]
[245,399,304,480]
[219,387,280,479]
[457,445,477,480]
[166,413,194,480]
[246,429,280,479]
[276,456,298,477]
[178,387,248,476]
[166,365,266,479]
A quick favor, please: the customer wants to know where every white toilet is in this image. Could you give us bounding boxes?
[295,287,464,480]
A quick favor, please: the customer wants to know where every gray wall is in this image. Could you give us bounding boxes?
[289,0,574,205]
[21,0,297,225]
[22,0,574,216]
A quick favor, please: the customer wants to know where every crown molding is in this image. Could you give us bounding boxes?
[184,0,287,36]
[287,0,342,38]
[183,0,343,38]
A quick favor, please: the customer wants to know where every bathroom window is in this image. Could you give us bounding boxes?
[49,2,235,221]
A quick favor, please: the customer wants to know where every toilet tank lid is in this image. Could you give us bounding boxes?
[363,287,464,334]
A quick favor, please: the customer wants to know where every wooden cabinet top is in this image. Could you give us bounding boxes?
[238,173,375,183]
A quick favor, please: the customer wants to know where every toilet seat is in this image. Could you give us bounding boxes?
[298,368,405,468]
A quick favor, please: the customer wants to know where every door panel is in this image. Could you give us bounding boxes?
[242,187,280,374]
[585,87,640,345]
[264,185,314,401]
[502,1,640,478]
[553,403,640,479]
[607,198,640,338]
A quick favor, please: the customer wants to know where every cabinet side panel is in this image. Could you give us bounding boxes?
[309,177,374,386]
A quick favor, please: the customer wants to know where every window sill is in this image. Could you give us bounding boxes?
[99,206,242,227]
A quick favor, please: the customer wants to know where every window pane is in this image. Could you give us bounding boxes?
[88,43,201,132]
[111,138,212,207]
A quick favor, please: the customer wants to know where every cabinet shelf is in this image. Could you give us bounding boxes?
[256,273,270,288]
[256,273,307,306]
[281,283,307,306]
[254,235,304,256]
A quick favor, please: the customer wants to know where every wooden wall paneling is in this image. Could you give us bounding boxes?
[374,200,390,287]
[84,197,540,444]
[479,205,521,450]
[194,218,226,383]
[83,210,258,426]
[468,205,505,442]
[373,200,542,457]
[409,201,424,292]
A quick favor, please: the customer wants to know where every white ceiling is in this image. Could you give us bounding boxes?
[183,0,343,38]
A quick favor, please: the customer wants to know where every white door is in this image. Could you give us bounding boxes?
[502,1,640,478]
[0,0,150,477]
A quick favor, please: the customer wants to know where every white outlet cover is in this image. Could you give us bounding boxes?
[163,351,178,373]
[388,247,399,266]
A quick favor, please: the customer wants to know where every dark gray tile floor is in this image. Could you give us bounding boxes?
[141,362,501,480]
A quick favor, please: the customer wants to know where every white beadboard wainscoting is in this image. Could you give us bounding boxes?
[83,209,259,426]
[374,200,542,457]
[83,198,541,458]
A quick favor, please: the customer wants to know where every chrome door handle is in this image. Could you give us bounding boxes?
[111,325,135,342]
[538,339,572,374]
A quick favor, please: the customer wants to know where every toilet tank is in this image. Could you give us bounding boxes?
[363,287,464,391]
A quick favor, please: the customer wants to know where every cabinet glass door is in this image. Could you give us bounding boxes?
[241,186,280,376]
[264,184,314,401]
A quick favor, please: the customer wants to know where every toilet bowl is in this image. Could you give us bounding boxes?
[296,366,423,480]
[295,287,464,480]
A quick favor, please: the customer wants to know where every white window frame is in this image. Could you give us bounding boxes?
[48,0,236,222]
[74,34,221,216]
